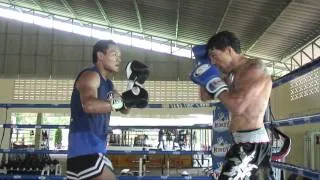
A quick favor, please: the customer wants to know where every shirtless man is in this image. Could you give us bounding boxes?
[191,31,273,179]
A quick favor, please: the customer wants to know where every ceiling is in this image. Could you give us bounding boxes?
[1,0,320,76]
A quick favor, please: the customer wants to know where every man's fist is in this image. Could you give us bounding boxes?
[190,63,228,99]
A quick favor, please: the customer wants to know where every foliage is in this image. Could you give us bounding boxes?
[54,128,62,146]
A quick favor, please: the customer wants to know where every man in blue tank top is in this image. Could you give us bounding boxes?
[66,40,149,180]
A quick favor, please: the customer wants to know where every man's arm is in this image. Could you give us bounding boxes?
[198,72,231,102]
[120,108,130,114]
[77,71,113,113]
[199,87,213,101]
[218,62,271,115]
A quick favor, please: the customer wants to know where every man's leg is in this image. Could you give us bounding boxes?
[67,153,116,180]
[257,151,276,180]
[162,140,165,149]
[179,141,183,150]
[218,144,259,180]
[92,167,116,180]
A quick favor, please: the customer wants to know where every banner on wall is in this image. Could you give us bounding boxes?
[211,102,231,179]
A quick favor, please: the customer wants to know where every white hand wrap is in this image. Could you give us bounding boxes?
[110,96,124,111]
[107,92,124,111]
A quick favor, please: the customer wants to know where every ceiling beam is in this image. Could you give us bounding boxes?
[264,62,290,71]
[31,0,49,13]
[94,0,111,26]
[245,0,293,53]
[175,0,181,40]
[245,54,279,64]
[216,0,233,33]
[280,34,320,62]
[301,50,313,62]
[60,0,77,19]
[282,63,291,72]
[291,57,301,66]
[245,54,292,71]
[314,40,320,49]
[133,0,143,33]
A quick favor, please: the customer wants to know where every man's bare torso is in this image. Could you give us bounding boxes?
[228,60,272,132]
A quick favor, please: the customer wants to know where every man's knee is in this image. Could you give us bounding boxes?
[92,167,116,180]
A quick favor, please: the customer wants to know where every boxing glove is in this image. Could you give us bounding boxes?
[122,85,149,108]
[192,44,210,65]
[125,60,149,89]
[190,63,228,99]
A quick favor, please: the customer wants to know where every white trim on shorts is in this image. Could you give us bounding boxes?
[66,153,113,180]
[232,127,270,144]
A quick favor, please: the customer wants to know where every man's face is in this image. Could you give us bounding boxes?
[208,48,231,73]
[101,45,122,73]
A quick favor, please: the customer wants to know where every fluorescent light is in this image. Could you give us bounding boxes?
[53,19,72,32]
[110,116,212,126]
[34,16,52,28]
[73,24,91,37]
[92,29,112,39]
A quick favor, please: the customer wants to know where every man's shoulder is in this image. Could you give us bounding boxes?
[238,58,269,79]
[76,70,100,88]
[79,70,99,80]
[245,58,264,70]
[241,58,267,74]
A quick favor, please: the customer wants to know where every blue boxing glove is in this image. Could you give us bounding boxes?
[190,63,228,99]
[192,44,209,65]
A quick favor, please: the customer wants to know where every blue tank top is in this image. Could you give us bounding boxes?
[68,66,113,158]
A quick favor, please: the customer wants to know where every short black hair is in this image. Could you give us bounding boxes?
[92,40,116,64]
[206,31,241,54]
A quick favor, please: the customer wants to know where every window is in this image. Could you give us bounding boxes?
[10,113,70,150]
[290,68,320,101]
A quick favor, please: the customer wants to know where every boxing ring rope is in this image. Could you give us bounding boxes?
[0,58,318,179]
[0,124,212,130]
[264,113,320,128]
[0,149,211,155]
[0,175,212,180]
[117,176,211,180]
[0,165,317,180]
[1,111,319,129]
[272,162,320,180]
[0,102,215,109]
